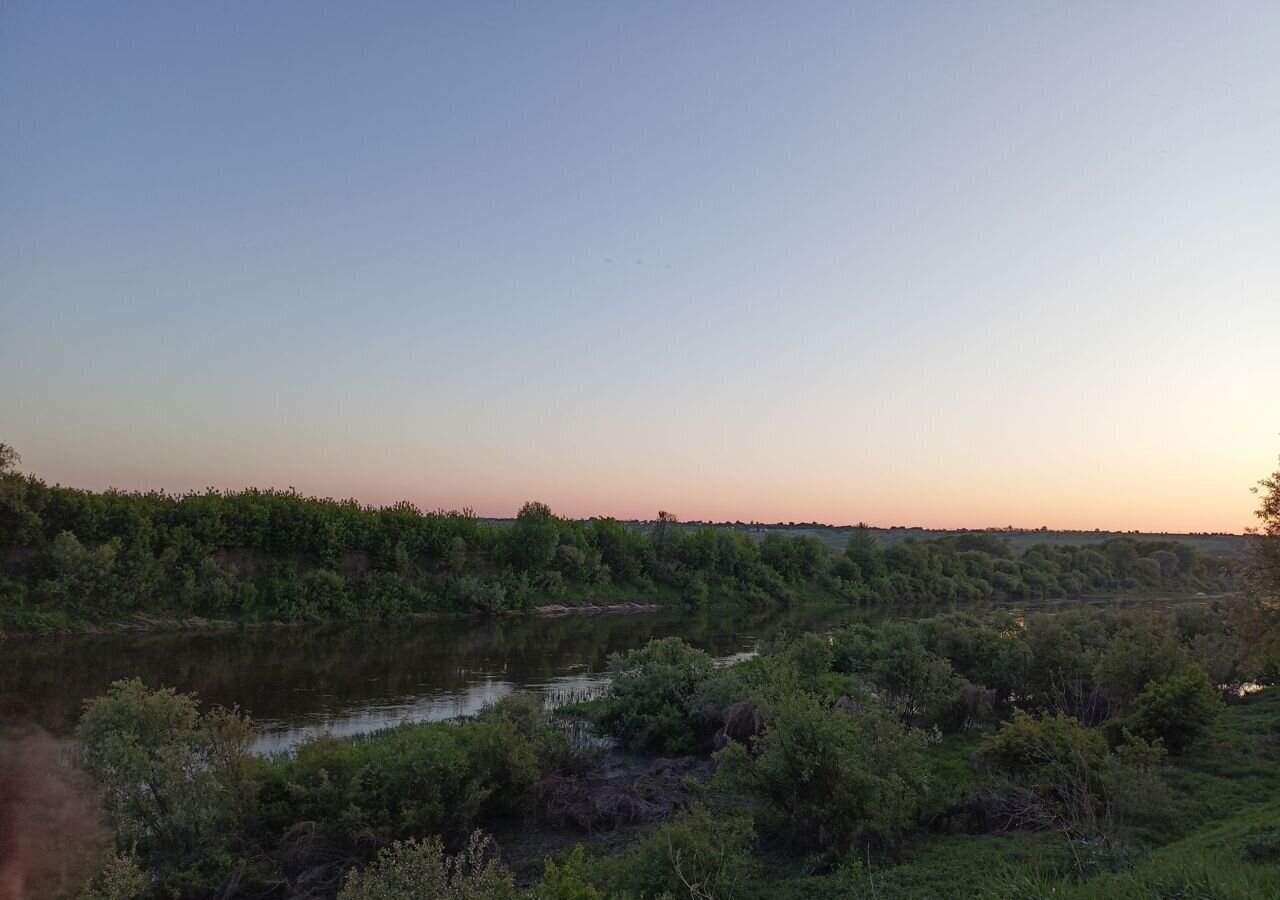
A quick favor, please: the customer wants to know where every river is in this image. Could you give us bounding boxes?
[0,597,1194,754]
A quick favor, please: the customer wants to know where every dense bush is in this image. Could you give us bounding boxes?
[336,832,518,900]
[37,446,1280,898]
[74,684,575,898]
[598,637,717,753]
[258,694,572,846]
[715,690,931,851]
[1093,625,1192,712]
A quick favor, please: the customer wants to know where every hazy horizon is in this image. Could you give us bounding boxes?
[3,3,1278,533]
[0,450,1258,536]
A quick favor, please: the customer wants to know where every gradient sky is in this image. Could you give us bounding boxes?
[2,2,1278,532]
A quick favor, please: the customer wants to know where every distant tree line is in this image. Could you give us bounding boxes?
[0,447,1236,632]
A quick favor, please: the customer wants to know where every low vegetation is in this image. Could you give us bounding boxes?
[51,592,1279,899]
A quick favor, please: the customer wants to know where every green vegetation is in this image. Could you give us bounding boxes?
[60,595,1280,899]
[16,452,1280,898]
[336,833,519,900]
[74,686,580,898]
[0,448,1236,633]
[1237,455,1280,679]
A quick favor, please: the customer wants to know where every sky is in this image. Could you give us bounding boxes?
[2,2,1278,532]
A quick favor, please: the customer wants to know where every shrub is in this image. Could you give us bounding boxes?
[1125,670,1221,753]
[830,624,879,675]
[554,544,588,578]
[75,679,257,891]
[777,633,835,686]
[535,570,568,599]
[869,624,961,724]
[260,694,569,844]
[601,638,716,753]
[715,691,930,851]
[1093,626,1189,712]
[337,831,518,900]
[530,847,603,900]
[76,852,149,900]
[1018,616,1094,714]
[590,808,755,900]
[978,711,1109,839]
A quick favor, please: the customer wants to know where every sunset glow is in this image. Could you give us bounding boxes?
[3,3,1277,533]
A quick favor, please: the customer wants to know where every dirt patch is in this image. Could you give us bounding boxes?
[495,751,716,880]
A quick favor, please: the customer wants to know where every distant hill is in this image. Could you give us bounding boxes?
[478,520,1247,558]
[731,525,1247,558]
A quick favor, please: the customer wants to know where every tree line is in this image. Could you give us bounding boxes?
[0,445,1235,632]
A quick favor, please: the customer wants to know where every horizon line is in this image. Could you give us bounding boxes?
[13,469,1250,539]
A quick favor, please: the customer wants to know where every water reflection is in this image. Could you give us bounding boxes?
[0,596,1179,753]
[1,604,864,752]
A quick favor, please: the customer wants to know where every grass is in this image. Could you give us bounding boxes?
[739,833,1072,900]
[1162,687,1280,832]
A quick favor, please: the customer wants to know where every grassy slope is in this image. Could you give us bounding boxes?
[740,689,1280,900]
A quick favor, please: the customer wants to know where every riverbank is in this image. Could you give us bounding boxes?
[0,602,848,747]
[1,595,1248,755]
[0,595,674,639]
[1,472,1239,639]
[0,585,1241,640]
[54,606,1279,899]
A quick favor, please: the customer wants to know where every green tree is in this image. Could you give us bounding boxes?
[75,679,257,890]
[0,442,18,474]
[76,853,149,900]
[651,509,684,562]
[591,517,647,583]
[1126,670,1221,753]
[870,623,961,724]
[37,532,122,617]
[844,527,888,581]
[1094,625,1190,712]
[1238,456,1280,679]
[508,501,560,572]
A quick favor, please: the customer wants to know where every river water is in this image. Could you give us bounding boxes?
[0,597,1187,754]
